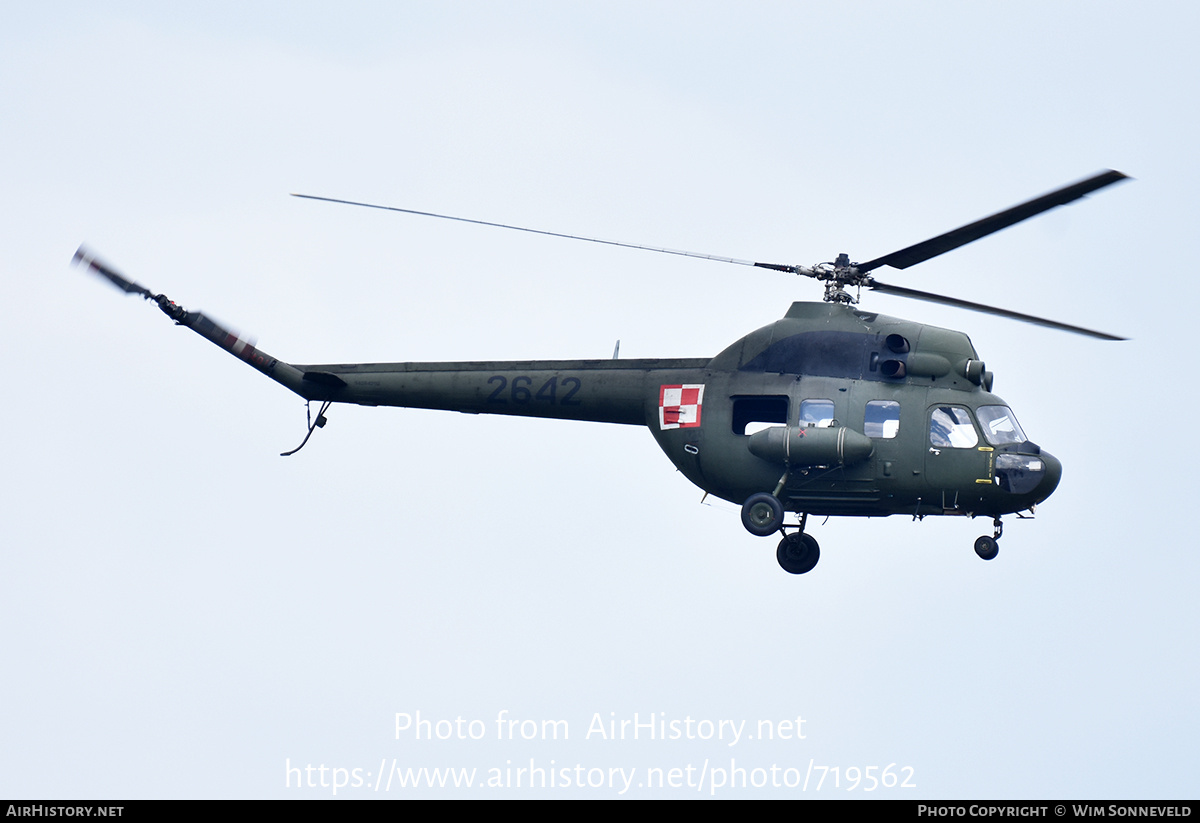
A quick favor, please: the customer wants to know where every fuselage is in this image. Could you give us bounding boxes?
[267,302,1059,520]
[647,302,1060,517]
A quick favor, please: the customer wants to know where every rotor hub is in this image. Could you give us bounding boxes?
[792,255,871,304]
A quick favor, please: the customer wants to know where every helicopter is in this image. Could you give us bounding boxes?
[74,169,1127,575]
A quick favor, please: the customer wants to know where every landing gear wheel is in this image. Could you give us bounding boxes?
[974,535,999,561]
[777,532,820,574]
[741,492,784,536]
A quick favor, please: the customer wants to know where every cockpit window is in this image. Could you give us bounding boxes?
[976,405,1027,446]
[930,406,978,448]
[800,399,835,427]
[865,400,900,439]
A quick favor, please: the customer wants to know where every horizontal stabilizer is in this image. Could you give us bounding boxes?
[302,371,349,389]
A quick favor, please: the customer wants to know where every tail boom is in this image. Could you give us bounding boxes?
[290,358,711,426]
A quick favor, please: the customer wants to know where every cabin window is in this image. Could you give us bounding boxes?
[731,395,788,435]
[929,406,978,448]
[865,400,900,439]
[800,399,835,428]
[976,405,1027,446]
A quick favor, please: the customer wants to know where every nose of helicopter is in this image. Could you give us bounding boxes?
[1036,450,1063,502]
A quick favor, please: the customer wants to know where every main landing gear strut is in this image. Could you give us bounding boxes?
[741,493,1007,572]
[740,492,820,575]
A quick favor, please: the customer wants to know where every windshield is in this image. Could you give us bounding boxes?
[976,405,1027,446]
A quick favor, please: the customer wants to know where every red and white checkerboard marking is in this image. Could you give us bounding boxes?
[659,384,704,430]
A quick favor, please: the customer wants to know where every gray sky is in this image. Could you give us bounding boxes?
[3,1,1197,799]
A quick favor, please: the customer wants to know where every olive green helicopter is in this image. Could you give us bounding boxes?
[75,170,1127,574]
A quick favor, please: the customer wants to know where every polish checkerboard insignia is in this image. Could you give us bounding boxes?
[659,384,704,430]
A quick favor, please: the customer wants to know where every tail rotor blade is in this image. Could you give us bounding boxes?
[72,246,154,299]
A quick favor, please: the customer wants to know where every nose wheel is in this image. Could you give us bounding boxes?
[974,517,1002,560]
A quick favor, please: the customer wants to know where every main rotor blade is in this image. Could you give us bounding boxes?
[867,279,1126,340]
[292,193,768,269]
[856,170,1129,273]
